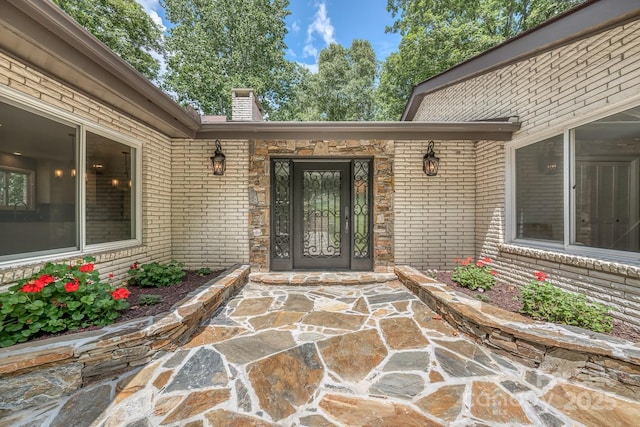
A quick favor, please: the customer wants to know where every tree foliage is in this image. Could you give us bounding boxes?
[276,40,378,121]
[376,0,586,120]
[162,0,294,117]
[53,0,164,80]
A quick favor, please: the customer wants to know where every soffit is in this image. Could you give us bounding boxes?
[0,1,200,138]
[196,121,521,141]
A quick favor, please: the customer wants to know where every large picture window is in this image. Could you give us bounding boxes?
[0,99,139,262]
[512,105,640,256]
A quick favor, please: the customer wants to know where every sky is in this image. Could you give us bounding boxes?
[135,0,401,73]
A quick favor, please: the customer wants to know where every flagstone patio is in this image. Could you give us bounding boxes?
[3,273,640,426]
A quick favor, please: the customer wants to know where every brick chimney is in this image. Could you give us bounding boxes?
[231,89,264,121]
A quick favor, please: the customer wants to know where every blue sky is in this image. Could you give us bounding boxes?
[135,0,401,73]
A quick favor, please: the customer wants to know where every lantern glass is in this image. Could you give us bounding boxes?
[423,141,440,176]
[210,140,226,176]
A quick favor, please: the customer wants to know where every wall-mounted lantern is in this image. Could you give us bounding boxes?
[210,140,226,176]
[54,169,63,179]
[423,141,440,176]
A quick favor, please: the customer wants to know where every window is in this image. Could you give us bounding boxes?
[512,105,640,257]
[0,167,34,208]
[0,98,139,262]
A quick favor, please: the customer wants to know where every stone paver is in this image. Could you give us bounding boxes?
[5,275,640,426]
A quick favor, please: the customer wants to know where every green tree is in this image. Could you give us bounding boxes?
[52,0,164,80]
[277,40,378,121]
[377,0,586,120]
[162,0,294,117]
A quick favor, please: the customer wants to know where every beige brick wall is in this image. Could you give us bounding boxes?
[0,52,173,287]
[170,139,250,269]
[412,20,640,326]
[394,140,476,270]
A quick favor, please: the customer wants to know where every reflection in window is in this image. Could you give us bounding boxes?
[86,132,136,245]
[0,102,77,258]
[574,109,640,253]
[515,135,564,242]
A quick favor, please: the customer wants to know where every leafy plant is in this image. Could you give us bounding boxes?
[0,257,130,347]
[451,257,497,291]
[196,267,212,277]
[519,271,614,333]
[127,260,185,288]
[138,294,163,305]
[476,294,489,302]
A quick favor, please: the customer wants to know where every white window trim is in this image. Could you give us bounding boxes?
[0,86,143,268]
[506,98,640,265]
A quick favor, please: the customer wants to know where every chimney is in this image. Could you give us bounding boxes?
[231,89,264,121]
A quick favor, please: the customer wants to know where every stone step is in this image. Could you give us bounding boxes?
[249,271,398,286]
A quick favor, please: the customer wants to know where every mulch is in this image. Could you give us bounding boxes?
[432,271,640,343]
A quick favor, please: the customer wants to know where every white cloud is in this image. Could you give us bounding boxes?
[300,62,319,74]
[135,0,166,32]
[302,2,335,73]
[291,21,300,33]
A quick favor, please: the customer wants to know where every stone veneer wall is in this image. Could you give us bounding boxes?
[170,139,250,269]
[248,139,394,271]
[396,266,640,401]
[0,52,174,287]
[393,140,477,270]
[411,19,640,327]
[0,265,249,414]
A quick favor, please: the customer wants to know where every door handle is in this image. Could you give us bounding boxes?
[345,206,349,233]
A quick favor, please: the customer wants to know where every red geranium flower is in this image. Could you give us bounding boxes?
[21,282,43,293]
[39,275,55,285]
[111,287,130,300]
[533,271,547,282]
[481,257,492,263]
[64,281,79,292]
[490,270,498,276]
[109,273,114,279]
[79,263,94,273]
[476,261,485,267]
[461,260,470,266]
[130,262,138,270]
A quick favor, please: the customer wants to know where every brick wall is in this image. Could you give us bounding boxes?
[394,140,476,270]
[412,20,640,326]
[170,139,250,269]
[0,51,173,287]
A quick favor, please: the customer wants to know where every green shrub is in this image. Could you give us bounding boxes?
[0,257,130,347]
[519,271,614,333]
[196,267,212,276]
[451,257,497,291]
[138,294,163,305]
[127,260,185,287]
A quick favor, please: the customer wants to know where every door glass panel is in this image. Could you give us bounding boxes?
[273,160,290,259]
[303,170,342,257]
[353,160,370,258]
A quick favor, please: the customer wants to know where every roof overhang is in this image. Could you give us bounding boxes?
[402,0,640,121]
[197,121,521,141]
[0,0,200,138]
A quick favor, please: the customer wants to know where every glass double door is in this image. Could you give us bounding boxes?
[271,158,372,271]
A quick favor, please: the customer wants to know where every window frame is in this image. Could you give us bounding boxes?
[507,101,640,264]
[0,87,142,267]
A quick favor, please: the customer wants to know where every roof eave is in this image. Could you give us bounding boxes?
[196,121,521,141]
[402,0,640,121]
[0,0,200,138]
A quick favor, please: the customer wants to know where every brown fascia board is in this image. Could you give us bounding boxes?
[0,0,200,138]
[196,121,521,141]
[402,0,640,121]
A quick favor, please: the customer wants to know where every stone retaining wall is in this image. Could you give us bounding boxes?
[0,265,250,414]
[395,265,640,400]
